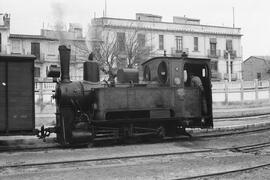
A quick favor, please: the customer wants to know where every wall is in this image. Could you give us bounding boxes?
[212,80,270,107]
[242,57,270,81]
[0,14,10,54]
[9,37,86,81]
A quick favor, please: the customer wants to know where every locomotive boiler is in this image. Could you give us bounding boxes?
[48,45,213,146]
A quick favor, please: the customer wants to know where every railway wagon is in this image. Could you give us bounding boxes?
[0,54,36,135]
[48,46,213,146]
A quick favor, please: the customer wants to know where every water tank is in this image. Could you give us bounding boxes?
[117,69,139,83]
[83,61,100,82]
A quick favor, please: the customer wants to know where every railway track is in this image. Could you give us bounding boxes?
[1,113,270,153]
[175,163,270,180]
[0,114,269,179]
[1,140,270,173]
[0,125,270,153]
[214,113,270,122]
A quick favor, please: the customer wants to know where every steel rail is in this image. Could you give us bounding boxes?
[1,113,270,153]
[215,113,270,122]
[174,163,270,180]
[0,125,269,153]
[1,141,270,171]
[1,122,270,153]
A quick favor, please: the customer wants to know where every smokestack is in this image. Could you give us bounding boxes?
[58,45,71,83]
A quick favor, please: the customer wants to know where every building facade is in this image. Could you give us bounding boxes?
[242,56,270,81]
[0,14,88,81]
[0,13,243,81]
[91,13,243,81]
[0,14,10,54]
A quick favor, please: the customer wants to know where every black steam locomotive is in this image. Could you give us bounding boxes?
[46,45,213,146]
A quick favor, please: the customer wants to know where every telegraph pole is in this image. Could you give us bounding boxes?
[227,50,232,82]
[233,7,235,28]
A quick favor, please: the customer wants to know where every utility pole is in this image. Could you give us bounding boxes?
[105,0,107,17]
[226,50,232,82]
[233,7,235,28]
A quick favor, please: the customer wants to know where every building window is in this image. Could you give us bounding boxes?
[34,67,40,77]
[117,32,126,51]
[159,35,164,50]
[175,36,183,52]
[226,39,233,51]
[194,37,198,51]
[137,34,145,47]
[210,42,217,56]
[0,33,1,52]
[12,40,21,54]
[257,72,262,80]
[31,42,40,59]
[48,42,56,55]
[210,61,218,71]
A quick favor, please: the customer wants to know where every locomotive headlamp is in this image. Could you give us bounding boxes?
[174,77,181,85]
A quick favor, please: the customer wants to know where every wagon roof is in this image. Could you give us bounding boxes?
[0,54,36,61]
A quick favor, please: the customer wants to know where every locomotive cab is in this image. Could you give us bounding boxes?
[142,56,213,128]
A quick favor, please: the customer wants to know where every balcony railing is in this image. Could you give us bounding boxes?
[224,50,237,59]
[211,71,222,81]
[25,52,45,63]
[224,73,238,81]
[171,48,189,56]
[207,49,221,58]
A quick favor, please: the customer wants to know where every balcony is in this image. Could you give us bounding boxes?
[207,49,221,58]
[26,52,45,63]
[224,73,238,81]
[224,50,237,59]
[56,54,81,63]
[171,48,189,56]
[45,54,58,62]
[211,71,222,81]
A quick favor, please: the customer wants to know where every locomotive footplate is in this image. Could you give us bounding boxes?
[93,125,165,141]
[91,116,210,127]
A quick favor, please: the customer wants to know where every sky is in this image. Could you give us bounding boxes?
[0,0,270,59]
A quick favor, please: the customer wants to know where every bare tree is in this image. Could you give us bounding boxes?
[90,27,119,81]
[77,23,155,80]
[123,29,152,68]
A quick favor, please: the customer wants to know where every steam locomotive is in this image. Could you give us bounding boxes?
[45,45,213,146]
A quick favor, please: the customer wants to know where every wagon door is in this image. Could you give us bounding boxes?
[7,61,34,131]
[0,55,35,134]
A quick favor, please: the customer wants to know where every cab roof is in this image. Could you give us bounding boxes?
[141,56,210,66]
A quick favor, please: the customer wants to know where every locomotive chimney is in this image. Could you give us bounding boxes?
[58,45,71,83]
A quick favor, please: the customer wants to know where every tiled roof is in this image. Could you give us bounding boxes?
[253,56,270,61]
[9,34,58,41]
[244,56,270,65]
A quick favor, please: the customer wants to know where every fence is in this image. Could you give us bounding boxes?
[212,80,270,105]
[34,80,270,110]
